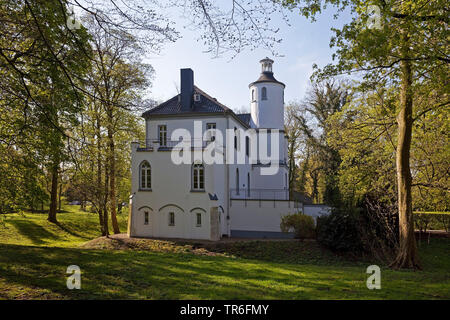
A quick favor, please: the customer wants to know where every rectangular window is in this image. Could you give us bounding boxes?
[199,169,204,189]
[169,212,175,226]
[141,171,146,189]
[234,127,237,150]
[144,212,149,225]
[236,130,240,151]
[246,136,250,157]
[192,164,205,191]
[158,125,167,146]
[193,169,198,189]
[196,213,202,227]
[206,123,216,141]
[146,170,151,189]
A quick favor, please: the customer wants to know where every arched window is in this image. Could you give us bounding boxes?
[192,163,205,190]
[247,173,250,197]
[261,87,267,100]
[236,168,240,195]
[251,89,255,101]
[140,161,151,190]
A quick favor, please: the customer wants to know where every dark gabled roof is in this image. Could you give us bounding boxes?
[141,86,250,128]
[142,86,231,117]
[236,113,251,126]
[249,72,285,88]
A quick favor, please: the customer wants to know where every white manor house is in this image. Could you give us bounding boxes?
[128,58,328,240]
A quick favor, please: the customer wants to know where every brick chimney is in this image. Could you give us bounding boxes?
[180,68,194,111]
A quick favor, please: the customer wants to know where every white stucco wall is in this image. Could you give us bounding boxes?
[130,144,223,240]
[302,205,331,219]
[130,104,290,240]
[250,82,284,129]
[229,199,299,233]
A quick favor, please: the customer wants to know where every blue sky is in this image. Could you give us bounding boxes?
[145,5,353,113]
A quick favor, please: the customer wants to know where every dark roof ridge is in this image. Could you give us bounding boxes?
[249,72,285,88]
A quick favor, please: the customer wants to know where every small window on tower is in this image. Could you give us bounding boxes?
[252,89,255,101]
[261,87,267,100]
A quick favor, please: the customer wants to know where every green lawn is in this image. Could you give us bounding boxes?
[0,206,449,299]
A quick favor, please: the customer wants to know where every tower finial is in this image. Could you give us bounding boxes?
[260,57,274,73]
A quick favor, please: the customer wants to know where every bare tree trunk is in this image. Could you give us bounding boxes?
[103,163,110,236]
[310,169,319,203]
[390,32,420,269]
[48,165,58,223]
[95,112,106,236]
[107,116,120,234]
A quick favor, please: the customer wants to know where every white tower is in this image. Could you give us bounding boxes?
[249,58,285,129]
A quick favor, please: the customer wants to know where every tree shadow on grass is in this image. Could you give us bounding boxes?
[8,220,62,245]
[54,222,90,240]
[0,244,351,299]
[1,241,448,300]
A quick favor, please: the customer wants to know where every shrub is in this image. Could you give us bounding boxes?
[316,208,362,252]
[280,213,316,240]
[316,196,400,259]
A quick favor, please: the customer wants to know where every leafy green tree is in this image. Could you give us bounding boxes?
[0,0,90,221]
[291,80,348,205]
[283,0,448,268]
[66,16,149,235]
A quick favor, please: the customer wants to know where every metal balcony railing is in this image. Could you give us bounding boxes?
[136,138,211,150]
[230,188,290,200]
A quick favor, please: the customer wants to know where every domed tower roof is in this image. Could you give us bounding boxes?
[249,57,285,88]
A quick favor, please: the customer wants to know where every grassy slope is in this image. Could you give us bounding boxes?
[0,207,449,299]
[0,205,128,247]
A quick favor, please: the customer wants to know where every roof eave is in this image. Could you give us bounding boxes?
[248,80,285,88]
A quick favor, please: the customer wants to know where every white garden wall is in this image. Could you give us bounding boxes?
[229,199,300,238]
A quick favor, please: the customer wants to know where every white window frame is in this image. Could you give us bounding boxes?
[140,161,151,190]
[192,163,205,191]
[158,125,167,146]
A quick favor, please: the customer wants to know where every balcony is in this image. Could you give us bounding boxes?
[230,188,290,201]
